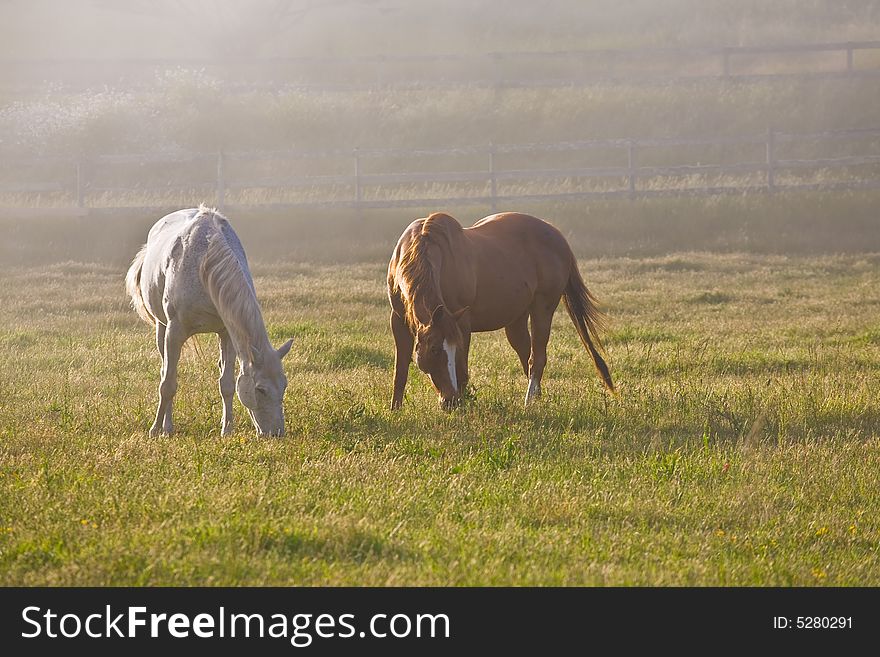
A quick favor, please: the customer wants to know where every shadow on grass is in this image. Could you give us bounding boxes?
[327,345,392,370]
[259,526,413,563]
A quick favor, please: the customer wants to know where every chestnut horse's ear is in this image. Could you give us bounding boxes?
[451,306,470,324]
[430,305,445,325]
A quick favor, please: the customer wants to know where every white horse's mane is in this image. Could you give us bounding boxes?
[197,206,269,363]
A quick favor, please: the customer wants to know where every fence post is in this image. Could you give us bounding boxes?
[627,140,637,199]
[765,128,776,193]
[489,143,497,213]
[354,147,362,219]
[490,52,502,89]
[75,157,85,209]
[766,128,776,193]
[375,55,385,87]
[721,48,731,78]
[216,150,226,212]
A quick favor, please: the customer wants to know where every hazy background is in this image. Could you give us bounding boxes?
[4,0,880,59]
[1,0,879,265]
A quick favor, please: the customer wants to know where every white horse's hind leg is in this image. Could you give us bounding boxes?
[218,330,235,435]
[150,321,184,436]
[155,321,166,359]
[149,322,166,436]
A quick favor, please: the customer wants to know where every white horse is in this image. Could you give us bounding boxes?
[125,206,293,436]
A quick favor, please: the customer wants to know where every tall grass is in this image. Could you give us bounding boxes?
[3,76,878,159]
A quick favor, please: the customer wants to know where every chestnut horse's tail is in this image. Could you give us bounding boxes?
[562,262,615,392]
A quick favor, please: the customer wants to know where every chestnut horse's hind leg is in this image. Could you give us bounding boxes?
[525,296,560,405]
[390,310,414,410]
[504,311,531,377]
[218,329,236,435]
[150,320,184,436]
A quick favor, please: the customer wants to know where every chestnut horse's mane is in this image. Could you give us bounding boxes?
[394,213,461,330]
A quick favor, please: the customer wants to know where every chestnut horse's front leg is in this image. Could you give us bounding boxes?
[456,329,471,398]
[390,310,413,410]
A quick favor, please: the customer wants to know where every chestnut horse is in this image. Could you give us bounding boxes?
[387,211,614,409]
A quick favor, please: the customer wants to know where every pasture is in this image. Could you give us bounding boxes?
[1,236,878,585]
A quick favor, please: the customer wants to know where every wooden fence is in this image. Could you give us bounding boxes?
[3,40,880,93]
[2,127,880,217]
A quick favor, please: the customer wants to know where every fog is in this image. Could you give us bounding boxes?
[1,1,879,265]
[3,1,879,60]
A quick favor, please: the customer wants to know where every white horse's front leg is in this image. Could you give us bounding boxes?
[151,321,184,436]
[218,330,236,435]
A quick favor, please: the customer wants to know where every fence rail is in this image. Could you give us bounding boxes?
[3,40,880,93]
[2,127,880,217]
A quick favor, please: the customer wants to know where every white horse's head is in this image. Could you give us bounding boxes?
[236,338,293,436]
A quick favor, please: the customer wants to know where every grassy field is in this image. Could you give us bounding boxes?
[2,1,877,589]
[1,244,878,585]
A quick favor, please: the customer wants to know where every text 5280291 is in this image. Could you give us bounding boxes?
[773,617,853,630]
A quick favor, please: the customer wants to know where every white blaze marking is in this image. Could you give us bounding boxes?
[525,377,541,404]
[443,340,458,392]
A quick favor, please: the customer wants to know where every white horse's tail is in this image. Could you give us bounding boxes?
[125,243,154,326]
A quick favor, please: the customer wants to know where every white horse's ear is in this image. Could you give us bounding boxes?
[277,338,293,359]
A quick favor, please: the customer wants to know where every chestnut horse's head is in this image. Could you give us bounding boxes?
[414,305,468,410]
